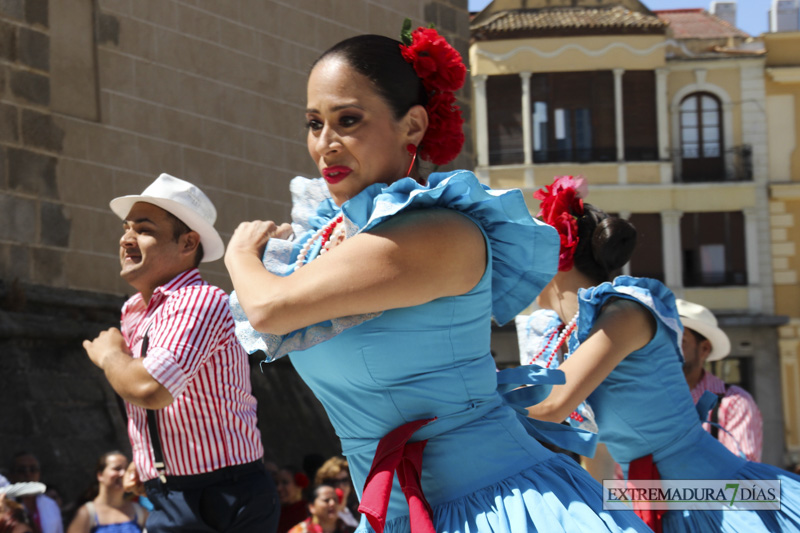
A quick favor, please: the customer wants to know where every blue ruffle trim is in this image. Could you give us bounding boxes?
[576,276,684,360]
[344,170,559,325]
[231,170,559,360]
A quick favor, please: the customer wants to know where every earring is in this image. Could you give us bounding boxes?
[406,144,417,177]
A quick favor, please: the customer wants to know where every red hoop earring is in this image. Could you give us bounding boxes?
[406,144,417,177]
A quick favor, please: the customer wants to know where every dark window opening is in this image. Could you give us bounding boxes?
[681,211,747,287]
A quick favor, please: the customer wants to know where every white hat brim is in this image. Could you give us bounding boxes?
[110,195,224,262]
[681,317,731,362]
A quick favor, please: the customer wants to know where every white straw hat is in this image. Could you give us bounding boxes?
[109,173,224,262]
[676,299,731,362]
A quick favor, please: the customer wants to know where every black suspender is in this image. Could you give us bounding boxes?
[141,329,168,484]
[709,384,730,441]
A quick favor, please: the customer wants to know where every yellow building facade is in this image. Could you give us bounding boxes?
[472,1,796,466]
[765,31,800,462]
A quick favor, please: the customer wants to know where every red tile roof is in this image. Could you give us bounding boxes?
[471,5,667,40]
[653,8,751,39]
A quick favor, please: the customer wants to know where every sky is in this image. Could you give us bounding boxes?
[467,0,777,37]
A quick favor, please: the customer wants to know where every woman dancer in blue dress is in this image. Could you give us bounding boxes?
[519,176,800,532]
[224,25,649,533]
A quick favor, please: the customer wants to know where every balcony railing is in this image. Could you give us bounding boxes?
[675,145,753,183]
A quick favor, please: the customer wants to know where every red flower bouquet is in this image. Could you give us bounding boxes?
[534,176,587,271]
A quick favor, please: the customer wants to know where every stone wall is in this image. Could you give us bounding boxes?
[0,0,472,507]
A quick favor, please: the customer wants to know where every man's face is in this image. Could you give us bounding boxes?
[11,454,40,483]
[682,328,712,376]
[119,202,186,294]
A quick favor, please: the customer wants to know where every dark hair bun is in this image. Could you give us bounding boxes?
[573,203,637,283]
[591,217,637,274]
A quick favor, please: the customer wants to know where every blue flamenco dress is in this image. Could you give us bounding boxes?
[231,170,650,533]
[517,276,800,532]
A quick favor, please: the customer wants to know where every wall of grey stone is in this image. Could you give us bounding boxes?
[0,0,472,508]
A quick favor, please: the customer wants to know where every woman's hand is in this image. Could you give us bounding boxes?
[225,221,293,265]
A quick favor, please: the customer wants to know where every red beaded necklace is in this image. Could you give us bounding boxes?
[527,313,584,424]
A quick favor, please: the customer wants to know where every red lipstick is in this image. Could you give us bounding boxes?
[322,166,352,184]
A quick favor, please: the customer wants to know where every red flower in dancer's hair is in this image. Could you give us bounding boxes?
[399,23,466,166]
[400,28,466,93]
[419,91,464,166]
[552,211,580,271]
[534,176,588,271]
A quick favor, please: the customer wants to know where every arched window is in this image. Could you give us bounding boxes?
[679,92,724,182]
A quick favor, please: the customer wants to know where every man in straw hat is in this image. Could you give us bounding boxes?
[678,299,763,462]
[83,174,278,532]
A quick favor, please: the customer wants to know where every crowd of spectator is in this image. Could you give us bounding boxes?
[0,451,358,533]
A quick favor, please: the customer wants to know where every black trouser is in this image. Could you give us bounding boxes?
[144,461,279,533]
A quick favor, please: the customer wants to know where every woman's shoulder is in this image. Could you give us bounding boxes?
[577,276,682,349]
[342,171,559,325]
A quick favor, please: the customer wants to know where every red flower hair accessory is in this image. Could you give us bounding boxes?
[399,20,466,166]
[534,176,588,271]
[294,472,310,489]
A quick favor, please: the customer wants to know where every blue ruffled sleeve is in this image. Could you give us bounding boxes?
[344,170,559,325]
[576,276,684,360]
[231,170,559,361]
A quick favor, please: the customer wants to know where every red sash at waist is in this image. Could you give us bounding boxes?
[628,453,664,533]
[358,418,437,533]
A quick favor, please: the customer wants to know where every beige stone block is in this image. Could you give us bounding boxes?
[218,19,259,57]
[50,0,99,121]
[0,242,31,282]
[773,242,797,256]
[211,190,249,236]
[83,126,140,170]
[285,138,317,175]
[278,69,308,107]
[773,256,790,270]
[97,48,135,94]
[68,206,121,254]
[31,246,66,286]
[234,50,280,98]
[135,136,183,177]
[56,115,92,159]
[771,213,794,228]
[107,92,162,137]
[111,169,157,199]
[117,16,157,60]
[367,4,407,37]
[182,147,226,189]
[97,0,131,14]
[177,3,220,42]
[56,159,114,209]
[247,194,290,224]
[772,228,788,242]
[775,271,799,284]
[202,120,244,158]
[217,89,263,132]
[130,0,177,26]
[779,325,796,339]
[191,0,241,20]
[770,201,786,214]
[313,19,359,52]
[152,27,196,77]
[134,60,186,109]
[242,131,288,170]
[223,158,267,196]
[238,0,280,32]
[158,108,205,148]
[65,250,121,293]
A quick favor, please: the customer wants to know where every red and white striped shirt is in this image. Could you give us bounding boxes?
[691,371,763,462]
[120,269,263,481]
